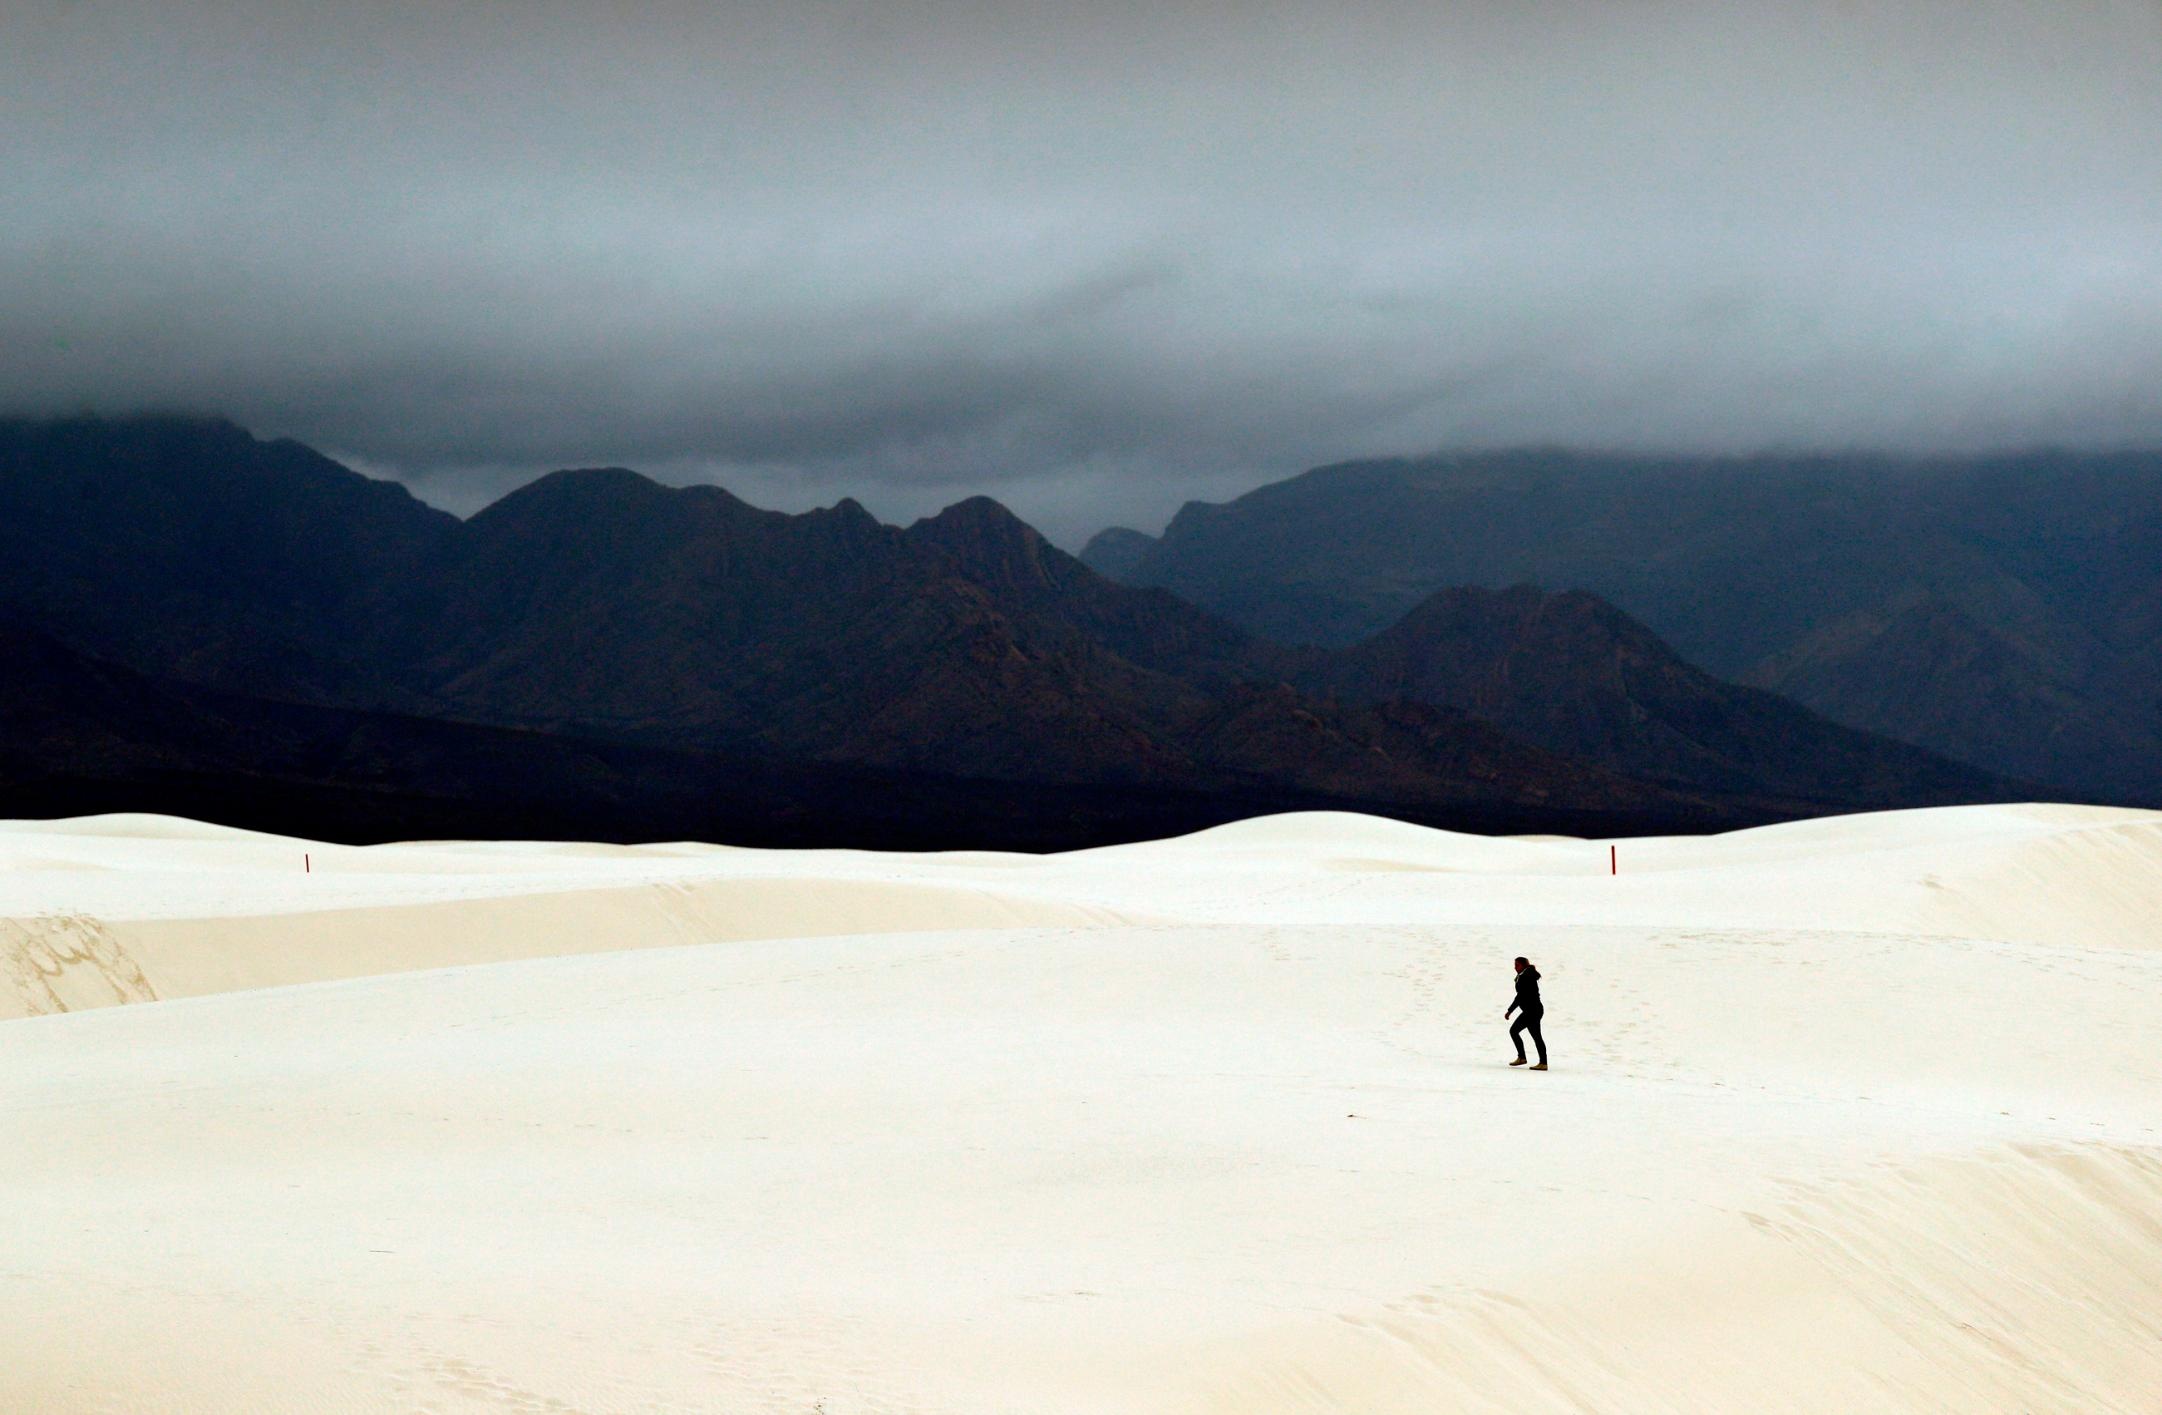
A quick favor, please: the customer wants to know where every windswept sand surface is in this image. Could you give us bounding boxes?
[5,805,2162,1412]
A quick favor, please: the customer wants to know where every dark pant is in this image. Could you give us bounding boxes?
[1510,1009,1546,1064]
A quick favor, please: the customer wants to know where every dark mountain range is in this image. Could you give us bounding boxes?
[0,414,457,708]
[0,416,2015,845]
[396,464,1652,811]
[9,620,1661,850]
[1300,585,2002,808]
[1087,450,2162,801]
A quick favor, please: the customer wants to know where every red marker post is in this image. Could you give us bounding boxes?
[1609,844,1616,876]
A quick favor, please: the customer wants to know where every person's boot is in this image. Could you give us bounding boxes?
[1509,1057,1527,1066]
[1530,1062,1548,1071]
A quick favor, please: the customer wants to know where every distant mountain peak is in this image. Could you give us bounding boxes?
[465,468,775,538]
[1078,526,1158,582]
[466,466,665,524]
[1393,583,1662,649]
[908,496,1057,587]
[915,494,1039,535]
[1312,581,2007,809]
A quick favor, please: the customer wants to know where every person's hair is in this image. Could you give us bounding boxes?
[1514,956,1529,967]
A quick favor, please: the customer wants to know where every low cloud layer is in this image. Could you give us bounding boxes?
[6,1,2161,540]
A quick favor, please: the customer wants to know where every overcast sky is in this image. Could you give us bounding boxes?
[6,1,2161,543]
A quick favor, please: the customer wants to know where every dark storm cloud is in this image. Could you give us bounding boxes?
[5,0,2161,541]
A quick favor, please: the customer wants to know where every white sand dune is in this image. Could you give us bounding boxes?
[4,804,2161,1411]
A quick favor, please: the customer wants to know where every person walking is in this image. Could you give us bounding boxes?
[1505,956,1547,1070]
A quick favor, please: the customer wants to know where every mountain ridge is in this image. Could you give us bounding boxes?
[1093,448,2162,801]
[1304,584,2006,807]
[0,416,2021,843]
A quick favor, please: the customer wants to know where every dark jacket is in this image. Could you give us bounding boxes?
[1510,965,1543,1015]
